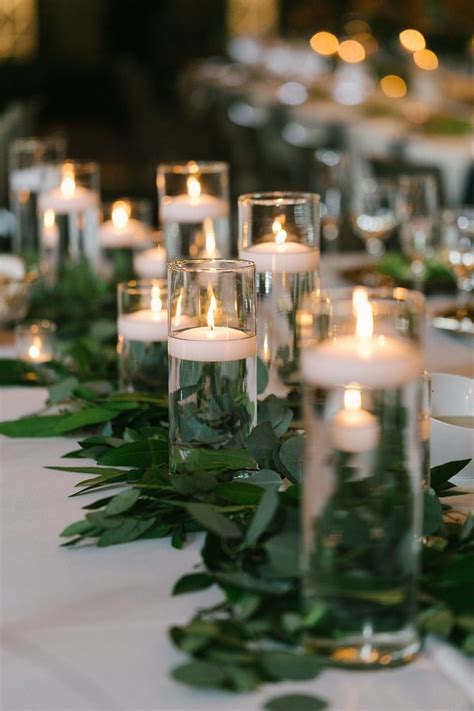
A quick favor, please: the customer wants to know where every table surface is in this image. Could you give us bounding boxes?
[1,255,473,711]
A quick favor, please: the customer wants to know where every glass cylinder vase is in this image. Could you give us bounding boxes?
[301,286,425,667]
[100,198,154,282]
[38,160,101,281]
[238,191,320,403]
[157,161,230,261]
[168,258,257,475]
[9,136,66,257]
[117,279,168,392]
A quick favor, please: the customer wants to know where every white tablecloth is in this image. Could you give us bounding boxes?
[1,255,473,710]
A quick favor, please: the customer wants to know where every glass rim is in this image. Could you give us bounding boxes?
[15,319,57,333]
[238,191,320,206]
[117,278,167,295]
[317,286,425,311]
[103,197,152,209]
[168,258,256,274]
[59,158,100,172]
[157,160,228,175]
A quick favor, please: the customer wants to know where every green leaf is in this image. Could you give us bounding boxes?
[258,395,293,437]
[261,651,321,681]
[172,661,227,688]
[47,377,79,404]
[246,469,282,490]
[265,694,327,711]
[98,440,168,467]
[279,435,304,484]
[443,552,474,583]
[97,518,156,546]
[243,488,279,547]
[264,530,300,577]
[186,503,241,539]
[0,407,119,437]
[225,665,260,692]
[60,519,95,538]
[430,459,471,492]
[423,488,443,536]
[215,571,291,596]
[181,448,257,472]
[172,573,213,595]
[215,481,263,505]
[104,489,140,516]
[257,357,269,395]
[246,421,279,467]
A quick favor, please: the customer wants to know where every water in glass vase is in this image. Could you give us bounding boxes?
[302,381,422,667]
[169,354,257,475]
[119,339,168,392]
[164,218,229,261]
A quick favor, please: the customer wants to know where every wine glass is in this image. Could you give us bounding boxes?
[438,207,474,331]
[312,149,349,253]
[396,174,439,292]
[351,178,398,257]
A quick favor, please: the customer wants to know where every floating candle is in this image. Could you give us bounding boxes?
[302,288,423,388]
[118,284,168,342]
[133,245,167,278]
[330,384,380,452]
[168,284,256,362]
[160,175,228,224]
[100,200,152,249]
[239,216,318,273]
[38,167,99,213]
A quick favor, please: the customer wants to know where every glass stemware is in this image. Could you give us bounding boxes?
[438,207,474,331]
[396,174,439,292]
[312,149,349,253]
[351,178,398,257]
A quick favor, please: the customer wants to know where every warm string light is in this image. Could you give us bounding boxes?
[380,74,407,98]
[309,31,339,56]
[337,39,365,63]
[399,29,426,52]
[413,48,439,70]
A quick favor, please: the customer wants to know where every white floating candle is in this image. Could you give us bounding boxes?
[160,175,228,224]
[39,171,98,213]
[133,246,167,279]
[9,165,60,193]
[302,289,423,389]
[118,285,168,342]
[330,385,380,452]
[168,284,256,362]
[100,200,152,249]
[239,218,318,273]
[0,254,25,281]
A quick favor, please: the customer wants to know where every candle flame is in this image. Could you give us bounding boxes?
[44,208,55,229]
[150,284,162,317]
[112,200,131,230]
[207,284,216,332]
[344,383,362,411]
[60,174,76,198]
[353,287,373,339]
[28,336,43,361]
[187,176,201,200]
[272,216,287,245]
[263,332,271,363]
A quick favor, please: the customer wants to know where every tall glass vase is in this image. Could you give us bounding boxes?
[157,161,231,261]
[168,258,257,475]
[301,286,425,667]
[238,191,320,405]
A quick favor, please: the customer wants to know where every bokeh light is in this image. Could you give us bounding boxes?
[310,31,339,56]
[338,39,365,63]
[380,75,407,98]
[399,29,426,52]
[413,49,439,70]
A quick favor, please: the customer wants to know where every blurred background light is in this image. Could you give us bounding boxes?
[337,39,366,63]
[399,29,426,52]
[310,31,339,56]
[380,74,408,98]
[413,48,439,70]
[276,81,308,105]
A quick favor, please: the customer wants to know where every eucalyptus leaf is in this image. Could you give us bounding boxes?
[172,661,227,688]
[264,694,327,711]
[243,488,279,548]
[423,488,443,536]
[186,503,241,539]
[257,357,269,395]
[47,377,79,404]
[98,440,168,467]
[430,459,471,491]
[264,530,300,577]
[245,421,279,468]
[104,489,140,516]
[97,518,156,546]
[279,435,304,484]
[172,573,214,596]
[261,651,321,681]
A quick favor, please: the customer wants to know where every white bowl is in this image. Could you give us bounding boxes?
[430,372,474,484]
